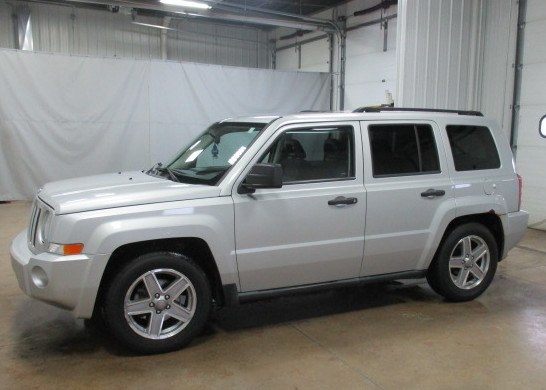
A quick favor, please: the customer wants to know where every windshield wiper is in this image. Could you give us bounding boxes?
[146,162,182,182]
[157,167,181,182]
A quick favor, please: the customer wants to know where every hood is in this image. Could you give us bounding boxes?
[38,171,222,215]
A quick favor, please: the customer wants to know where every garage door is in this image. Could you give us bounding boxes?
[514,0,546,230]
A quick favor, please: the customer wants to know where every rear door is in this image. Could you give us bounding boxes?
[360,120,455,276]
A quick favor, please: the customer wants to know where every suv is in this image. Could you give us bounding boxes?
[11,107,529,354]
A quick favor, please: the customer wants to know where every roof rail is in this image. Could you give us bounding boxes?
[352,106,484,116]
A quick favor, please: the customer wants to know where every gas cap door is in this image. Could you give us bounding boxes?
[483,179,497,195]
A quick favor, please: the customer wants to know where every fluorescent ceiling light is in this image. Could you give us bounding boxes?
[132,22,175,30]
[160,0,211,10]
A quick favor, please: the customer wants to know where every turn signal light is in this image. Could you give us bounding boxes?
[49,243,84,256]
[64,243,84,255]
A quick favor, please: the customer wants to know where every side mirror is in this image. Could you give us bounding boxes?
[239,163,283,194]
[540,115,546,138]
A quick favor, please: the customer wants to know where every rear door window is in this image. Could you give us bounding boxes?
[446,125,500,171]
[368,124,440,177]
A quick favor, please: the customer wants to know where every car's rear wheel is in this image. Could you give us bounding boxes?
[103,252,211,354]
[427,223,498,302]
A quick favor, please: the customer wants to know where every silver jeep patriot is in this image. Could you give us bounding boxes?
[10,107,529,354]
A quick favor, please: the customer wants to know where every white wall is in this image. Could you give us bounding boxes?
[480,0,519,137]
[274,16,332,74]
[344,7,397,110]
[514,0,546,229]
[276,45,300,71]
[274,0,398,110]
[300,39,331,72]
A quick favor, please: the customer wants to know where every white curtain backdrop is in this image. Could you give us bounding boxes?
[0,50,330,200]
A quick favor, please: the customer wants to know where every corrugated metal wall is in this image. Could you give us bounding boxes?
[396,0,518,137]
[0,2,15,49]
[396,0,483,110]
[30,2,161,58]
[168,19,270,68]
[0,0,270,68]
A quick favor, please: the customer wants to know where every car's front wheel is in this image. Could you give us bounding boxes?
[427,223,498,302]
[103,252,211,354]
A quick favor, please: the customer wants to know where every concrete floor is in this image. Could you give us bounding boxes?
[1,201,546,389]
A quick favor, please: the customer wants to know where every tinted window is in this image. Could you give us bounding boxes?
[446,125,500,171]
[260,126,354,183]
[369,124,440,177]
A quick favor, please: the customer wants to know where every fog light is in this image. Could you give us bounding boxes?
[31,266,48,288]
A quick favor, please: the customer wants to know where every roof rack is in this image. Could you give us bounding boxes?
[353,106,484,117]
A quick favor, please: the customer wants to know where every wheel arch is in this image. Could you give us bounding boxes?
[433,212,504,264]
[93,237,225,319]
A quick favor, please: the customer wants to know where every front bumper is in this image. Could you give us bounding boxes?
[10,229,98,317]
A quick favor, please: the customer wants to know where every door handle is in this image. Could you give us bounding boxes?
[421,189,446,198]
[328,196,358,206]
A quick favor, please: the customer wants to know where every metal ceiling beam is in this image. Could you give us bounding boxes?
[199,0,335,24]
[55,0,337,31]
[200,13,328,31]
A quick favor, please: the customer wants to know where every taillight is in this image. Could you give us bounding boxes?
[517,174,523,211]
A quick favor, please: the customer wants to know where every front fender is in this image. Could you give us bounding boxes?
[47,197,237,317]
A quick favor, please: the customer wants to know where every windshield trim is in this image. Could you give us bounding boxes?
[214,119,278,186]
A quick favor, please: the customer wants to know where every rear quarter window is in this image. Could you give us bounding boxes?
[446,125,500,171]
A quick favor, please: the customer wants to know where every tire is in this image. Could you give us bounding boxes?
[103,252,211,354]
[426,223,498,302]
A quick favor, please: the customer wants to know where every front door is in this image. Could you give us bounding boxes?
[232,122,366,292]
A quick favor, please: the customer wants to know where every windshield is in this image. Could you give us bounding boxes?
[149,122,267,185]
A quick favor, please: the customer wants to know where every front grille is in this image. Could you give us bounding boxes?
[28,198,51,253]
[28,200,40,250]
